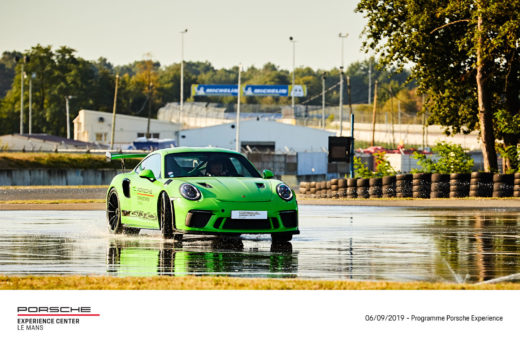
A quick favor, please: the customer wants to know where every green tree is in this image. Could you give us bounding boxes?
[413,141,474,174]
[356,0,520,172]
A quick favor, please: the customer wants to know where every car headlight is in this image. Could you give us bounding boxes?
[179,183,201,200]
[276,183,293,201]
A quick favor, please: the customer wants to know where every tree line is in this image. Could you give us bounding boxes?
[0,44,413,137]
[357,0,520,172]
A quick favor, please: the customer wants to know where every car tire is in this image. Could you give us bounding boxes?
[271,232,292,242]
[159,191,174,239]
[107,188,123,234]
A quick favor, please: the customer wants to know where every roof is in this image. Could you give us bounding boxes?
[156,147,240,156]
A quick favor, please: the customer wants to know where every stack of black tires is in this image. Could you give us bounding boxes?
[395,174,412,198]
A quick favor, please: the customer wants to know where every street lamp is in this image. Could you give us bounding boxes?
[235,64,242,152]
[28,72,35,135]
[180,28,188,124]
[338,33,348,136]
[321,73,326,129]
[65,95,75,139]
[289,36,296,116]
[15,55,29,134]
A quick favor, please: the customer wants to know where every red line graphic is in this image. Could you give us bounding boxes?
[18,314,100,317]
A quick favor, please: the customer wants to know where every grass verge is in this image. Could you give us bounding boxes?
[0,276,518,290]
[0,152,140,169]
[0,199,105,204]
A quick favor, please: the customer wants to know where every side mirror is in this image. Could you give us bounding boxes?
[262,169,274,179]
[139,169,156,181]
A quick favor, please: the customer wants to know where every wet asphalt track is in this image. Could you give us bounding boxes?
[1,205,520,283]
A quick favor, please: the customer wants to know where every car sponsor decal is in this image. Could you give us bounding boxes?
[130,210,156,220]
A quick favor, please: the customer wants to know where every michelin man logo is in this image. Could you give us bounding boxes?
[291,85,305,97]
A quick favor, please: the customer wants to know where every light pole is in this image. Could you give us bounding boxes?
[236,64,242,153]
[29,73,35,135]
[180,29,188,125]
[289,36,296,116]
[65,95,75,140]
[16,55,29,134]
[321,73,326,128]
[338,33,348,136]
[110,74,119,149]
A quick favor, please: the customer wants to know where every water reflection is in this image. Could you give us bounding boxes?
[430,211,520,283]
[106,238,297,278]
[0,208,519,283]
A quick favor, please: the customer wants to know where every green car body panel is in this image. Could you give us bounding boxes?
[106,147,298,238]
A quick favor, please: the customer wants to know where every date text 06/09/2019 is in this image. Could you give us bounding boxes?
[364,315,504,322]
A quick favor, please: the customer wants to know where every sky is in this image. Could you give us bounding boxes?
[0,0,369,70]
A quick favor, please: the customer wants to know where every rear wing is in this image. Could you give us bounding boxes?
[105,151,149,162]
[105,152,149,169]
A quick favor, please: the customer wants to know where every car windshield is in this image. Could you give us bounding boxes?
[164,152,261,178]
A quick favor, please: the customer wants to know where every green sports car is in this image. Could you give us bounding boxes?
[106,147,298,242]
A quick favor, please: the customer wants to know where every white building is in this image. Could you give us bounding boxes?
[178,118,334,152]
[73,110,180,147]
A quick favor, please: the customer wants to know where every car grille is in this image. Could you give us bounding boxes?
[280,211,298,228]
[222,219,271,230]
[185,210,212,228]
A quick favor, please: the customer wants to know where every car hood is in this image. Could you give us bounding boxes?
[190,177,274,202]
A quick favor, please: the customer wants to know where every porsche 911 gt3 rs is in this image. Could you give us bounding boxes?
[106,147,298,242]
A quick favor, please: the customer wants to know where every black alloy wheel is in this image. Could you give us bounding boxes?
[160,192,182,240]
[107,188,123,234]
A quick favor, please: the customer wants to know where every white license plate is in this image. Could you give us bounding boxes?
[231,211,268,219]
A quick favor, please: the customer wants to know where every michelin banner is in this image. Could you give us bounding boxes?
[191,84,307,97]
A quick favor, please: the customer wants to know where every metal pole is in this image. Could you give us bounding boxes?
[321,73,326,129]
[20,63,24,134]
[147,83,152,138]
[236,64,242,152]
[339,70,344,136]
[110,74,119,149]
[338,33,348,136]
[65,96,70,139]
[180,29,187,126]
[348,75,354,177]
[28,74,33,135]
[398,99,401,130]
[350,113,355,177]
[371,80,378,146]
[368,59,372,104]
[289,37,295,116]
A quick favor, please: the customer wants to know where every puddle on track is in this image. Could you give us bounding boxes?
[1,205,520,283]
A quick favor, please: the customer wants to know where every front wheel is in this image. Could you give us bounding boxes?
[159,192,177,239]
[271,232,292,242]
[107,188,123,234]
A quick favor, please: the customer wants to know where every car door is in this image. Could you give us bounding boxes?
[130,153,164,229]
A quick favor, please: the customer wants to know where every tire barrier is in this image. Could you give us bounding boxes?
[368,178,383,198]
[298,172,520,200]
[395,174,413,198]
[449,173,470,198]
[337,178,347,197]
[430,173,450,198]
[357,178,370,199]
[347,178,358,198]
[492,174,514,197]
[412,173,431,199]
[469,172,493,197]
[382,175,396,198]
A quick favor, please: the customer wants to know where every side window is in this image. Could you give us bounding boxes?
[135,154,162,178]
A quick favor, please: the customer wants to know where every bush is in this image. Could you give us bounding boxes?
[354,152,396,178]
[412,141,473,174]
